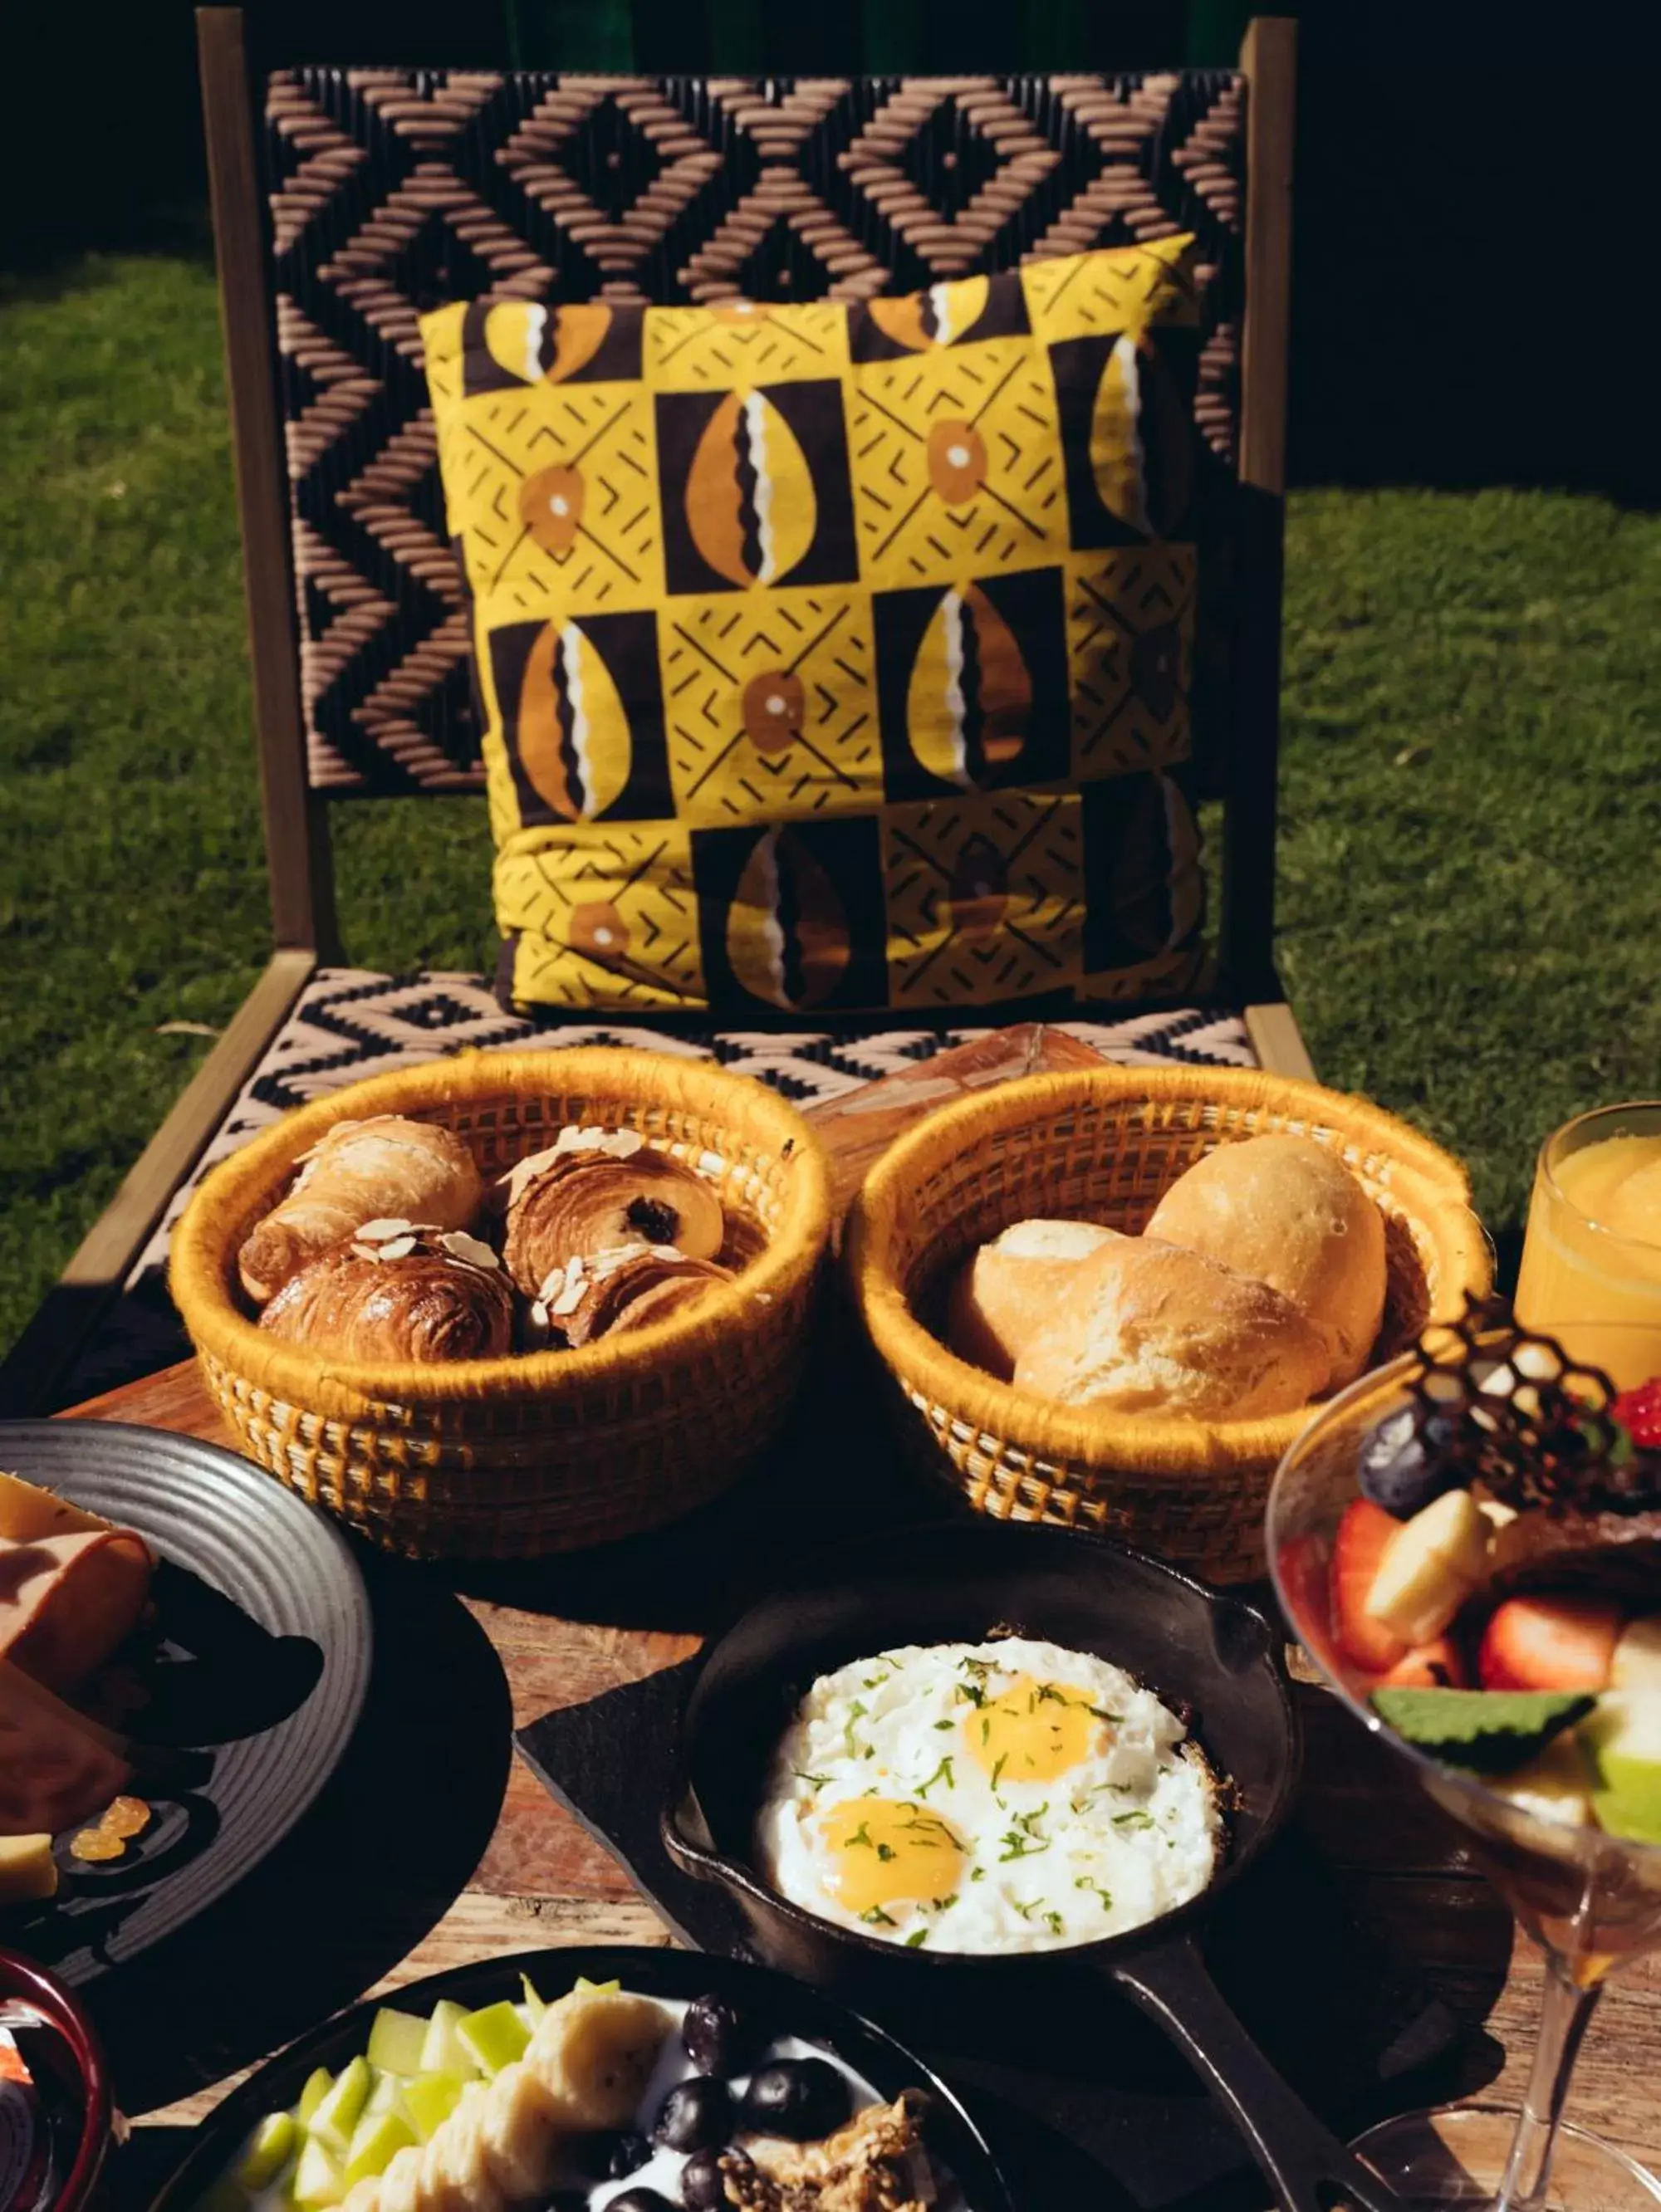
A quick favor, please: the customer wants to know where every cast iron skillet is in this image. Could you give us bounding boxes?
[663,1520,1400,2212]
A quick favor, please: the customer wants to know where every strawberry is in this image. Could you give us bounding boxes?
[1478,1594,1621,1694]
[1613,1378,1661,1451]
[1379,1637,1468,1689]
[1276,1534,1341,1676]
[1330,1498,1410,1672]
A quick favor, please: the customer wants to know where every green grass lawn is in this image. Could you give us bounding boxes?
[2,251,1658,1356]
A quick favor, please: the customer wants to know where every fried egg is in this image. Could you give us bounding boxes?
[756,1637,1222,1954]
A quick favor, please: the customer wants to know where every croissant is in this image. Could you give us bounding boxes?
[499,1128,725,1296]
[530,1244,733,1348]
[339,1989,672,2212]
[240,1116,484,1304]
[257,1221,512,1363]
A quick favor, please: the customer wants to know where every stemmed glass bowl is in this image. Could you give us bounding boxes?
[1267,1332,1661,2211]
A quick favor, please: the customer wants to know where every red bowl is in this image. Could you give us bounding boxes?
[0,1950,112,2212]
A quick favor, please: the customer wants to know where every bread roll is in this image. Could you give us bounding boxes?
[1013,1236,1330,1419]
[946,1218,1124,1380]
[1145,1133,1386,1387]
[239,1116,483,1304]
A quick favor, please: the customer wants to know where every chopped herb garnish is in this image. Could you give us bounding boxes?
[862,1673,891,1690]
[844,1701,868,1756]
[981,1717,991,1746]
[969,1865,986,1882]
[929,1892,959,1911]
[933,1719,955,1731]
[998,1829,1051,1862]
[915,1755,955,1798]
[1075,1876,1114,1909]
[904,1927,929,1948]
[955,1679,987,1709]
[845,1822,873,1847]
[794,1769,833,1790]
[1013,1803,1049,1835]
[1113,1811,1155,1833]
[876,1843,895,1862]
[990,1753,1008,1790]
[860,1905,897,1927]
[1043,1910,1064,1936]
[1089,1706,1123,1725]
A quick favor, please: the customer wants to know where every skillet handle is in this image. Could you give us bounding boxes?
[1106,1936,1403,2212]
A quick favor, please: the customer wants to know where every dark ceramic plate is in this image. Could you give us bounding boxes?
[147,1945,1013,2212]
[0,1420,370,1987]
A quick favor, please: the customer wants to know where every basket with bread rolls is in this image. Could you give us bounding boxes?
[169,1050,830,1558]
[848,1064,1492,1581]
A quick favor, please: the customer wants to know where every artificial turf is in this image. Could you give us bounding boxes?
[2,251,1657,1355]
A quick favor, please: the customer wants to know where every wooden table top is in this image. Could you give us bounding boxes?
[36,1027,1661,2200]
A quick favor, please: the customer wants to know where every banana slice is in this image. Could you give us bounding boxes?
[373,2143,424,2212]
[434,2087,504,2212]
[478,2058,567,2200]
[526,1989,673,2131]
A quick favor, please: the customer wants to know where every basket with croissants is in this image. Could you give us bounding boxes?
[849,1063,1493,1582]
[170,1050,830,1559]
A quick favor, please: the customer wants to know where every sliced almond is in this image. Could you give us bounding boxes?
[350,1244,377,1261]
[375,1235,418,1261]
[356,1216,417,1242]
[537,1265,566,1304]
[438,1230,499,1270]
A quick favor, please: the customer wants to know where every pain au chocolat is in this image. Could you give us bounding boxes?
[497,1127,725,1299]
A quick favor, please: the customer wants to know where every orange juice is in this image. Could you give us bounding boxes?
[1516,1106,1661,1385]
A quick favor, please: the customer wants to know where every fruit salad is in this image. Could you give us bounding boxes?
[194,1975,964,2212]
[1276,1322,1661,1847]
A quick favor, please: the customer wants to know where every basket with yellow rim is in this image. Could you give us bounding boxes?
[170,1048,831,1559]
[846,1064,1492,1583]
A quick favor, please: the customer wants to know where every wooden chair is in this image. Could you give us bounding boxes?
[0,10,1304,1414]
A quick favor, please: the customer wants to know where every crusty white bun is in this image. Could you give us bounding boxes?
[1145,1133,1386,1388]
[946,1218,1124,1380]
[1013,1236,1330,1419]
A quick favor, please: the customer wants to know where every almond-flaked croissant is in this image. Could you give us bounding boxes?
[239,1116,484,1304]
[257,1221,512,1363]
[498,1128,724,1296]
[528,1243,733,1348]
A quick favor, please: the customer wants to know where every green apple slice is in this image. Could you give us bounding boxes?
[572,1976,620,1996]
[365,2008,428,2078]
[235,2112,297,2192]
[1581,1694,1661,1843]
[400,2072,467,2144]
[296,2070,333,2129]
[342,2109,417,2190]
[308,2057,371,2156]
[419,1999,480,2079]
[519,1975,546,2024]
[458,2001,531,2077]
[291,2139,344,2210]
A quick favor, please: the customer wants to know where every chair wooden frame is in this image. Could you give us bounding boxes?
[0,12,1306,1415]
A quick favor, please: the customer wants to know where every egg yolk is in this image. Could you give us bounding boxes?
[818,1796,966,1916]
[962,1674,1105,1784]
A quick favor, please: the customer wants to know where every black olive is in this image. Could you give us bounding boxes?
[681,1993,762,2077]
[741,2058,851,2141]
[653,2076,733,2153]
[680,2147,745,2210]
[609,2193,678,2212]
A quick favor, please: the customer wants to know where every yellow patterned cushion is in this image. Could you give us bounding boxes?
[422,238,1208,1016]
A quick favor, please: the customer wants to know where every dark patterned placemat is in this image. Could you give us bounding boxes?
[518,1663,1463,2211]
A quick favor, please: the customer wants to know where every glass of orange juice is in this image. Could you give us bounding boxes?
[1515,1102,1661,1385]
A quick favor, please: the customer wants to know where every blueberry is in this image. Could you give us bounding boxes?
[740,2058,851,2141]
[681,1994,762,2077]
[681,2147,747,2210]
[1358,1407,1462,1517]
[609,2193,678,2212]
[652,2076,733,2153]
[570,2129,653,2179]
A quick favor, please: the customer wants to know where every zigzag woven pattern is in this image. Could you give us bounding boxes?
[267,70,1244,793]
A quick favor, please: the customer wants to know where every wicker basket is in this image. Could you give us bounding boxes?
[170,1050,831,1559]
[847,1065,1492,1583]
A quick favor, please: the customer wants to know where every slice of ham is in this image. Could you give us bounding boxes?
[0,1658,135,1837]
[0,1470,153,1693]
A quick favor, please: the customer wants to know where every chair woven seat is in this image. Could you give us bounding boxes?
[55,972,1257,1403]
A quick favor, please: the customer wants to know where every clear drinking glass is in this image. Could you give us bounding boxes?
[1267,1331,1661,2211]
[1516,1104,1661,1387]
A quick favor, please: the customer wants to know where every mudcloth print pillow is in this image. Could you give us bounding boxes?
[422,237,1208,1017]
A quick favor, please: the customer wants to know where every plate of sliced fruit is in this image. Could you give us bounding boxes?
[153,1947,1012,2212]
[0,1421,370,1985]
